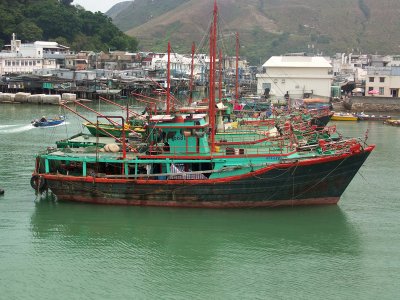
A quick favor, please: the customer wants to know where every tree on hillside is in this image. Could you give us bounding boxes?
[17,21,43,42]
[0,0,138,52]
[60,0,74,5]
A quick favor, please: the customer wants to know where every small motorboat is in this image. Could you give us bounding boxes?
[32,116,65,127]
[355,112,391,121]
[331,112,358,121]
[384,119,400,126]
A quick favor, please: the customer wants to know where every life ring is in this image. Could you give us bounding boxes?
[30,175,47,192]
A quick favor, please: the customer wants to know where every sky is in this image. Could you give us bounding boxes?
[73,0,127,13]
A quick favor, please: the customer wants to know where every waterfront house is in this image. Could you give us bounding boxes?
[256,56,333,100]
[0,34,60,75]
[365,66,400,97]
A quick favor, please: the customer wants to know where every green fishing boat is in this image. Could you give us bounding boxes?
[30,0,374,208]
[31,111,374,207]
[83,122,145,138]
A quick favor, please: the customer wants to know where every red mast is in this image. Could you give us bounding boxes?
[167,41,171,114]
[219,49,223,103]
[189,42,195,105]
[209,0,218,152]
[209,24,214,149]
[235,32,239,101]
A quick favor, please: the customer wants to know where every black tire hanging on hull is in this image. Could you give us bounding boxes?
[30,175,47,193]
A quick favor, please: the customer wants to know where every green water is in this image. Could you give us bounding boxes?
[0,103,399,299]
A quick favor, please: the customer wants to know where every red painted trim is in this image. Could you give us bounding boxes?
[152,124,208,129]
[242,120,275,126]
[179,107,208,112]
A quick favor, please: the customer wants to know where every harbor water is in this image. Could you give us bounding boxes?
[0,103,399,299]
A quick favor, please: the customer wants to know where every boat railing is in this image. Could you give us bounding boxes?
[38,136,369,181]
[145,138,296,156]
[39,154,280,180]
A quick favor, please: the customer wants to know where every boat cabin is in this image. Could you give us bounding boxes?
[147,113,210,155]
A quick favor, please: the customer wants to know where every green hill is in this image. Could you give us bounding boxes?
[0,0,138,52]
[107,0,400,65]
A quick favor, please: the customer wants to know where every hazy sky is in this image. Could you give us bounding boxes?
[73,0,127,13]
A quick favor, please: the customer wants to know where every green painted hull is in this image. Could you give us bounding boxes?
[84,123,126,138]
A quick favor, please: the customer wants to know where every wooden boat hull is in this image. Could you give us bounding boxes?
[84,123,144,138]
[310,112,333,128]
[39,146,374,208]
[84,123,125,137]
[384,119,400,126]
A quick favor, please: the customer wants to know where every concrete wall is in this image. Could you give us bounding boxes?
[344,96,400,112]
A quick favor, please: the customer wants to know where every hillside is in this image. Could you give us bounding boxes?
[107,0,400,65]
[0,0,138,52]
[106,1,134,21]
[111,0,189,32]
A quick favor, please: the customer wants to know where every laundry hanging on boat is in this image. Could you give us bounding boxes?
[168,163,207,180]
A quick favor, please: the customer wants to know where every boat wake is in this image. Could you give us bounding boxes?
[0,124,35,134]
[0,124,21,129]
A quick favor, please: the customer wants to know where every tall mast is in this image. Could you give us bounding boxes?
[126,101,129,125]
[209,24,214,146]
[235,32,239,101]
[167,41,171,114]
[189,42,195,105]
[219,49,223,103]
[209,0,218,152]
[122,117,126,160]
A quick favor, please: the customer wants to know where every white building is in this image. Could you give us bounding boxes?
[385,55,400,67]
[256,56,333,99]
[0,34,67,75]
[331,53,369,83]
[365,66,400,97]
[153,53,207,79]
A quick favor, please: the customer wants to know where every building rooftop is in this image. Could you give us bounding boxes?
[263,56,332,68]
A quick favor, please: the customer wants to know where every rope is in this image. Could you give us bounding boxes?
[291,154,350,199]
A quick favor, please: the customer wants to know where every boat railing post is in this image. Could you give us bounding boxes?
[124,163,129,177]
[122,117,126,161]
[45,158,50,173]
[166,159,171,173]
